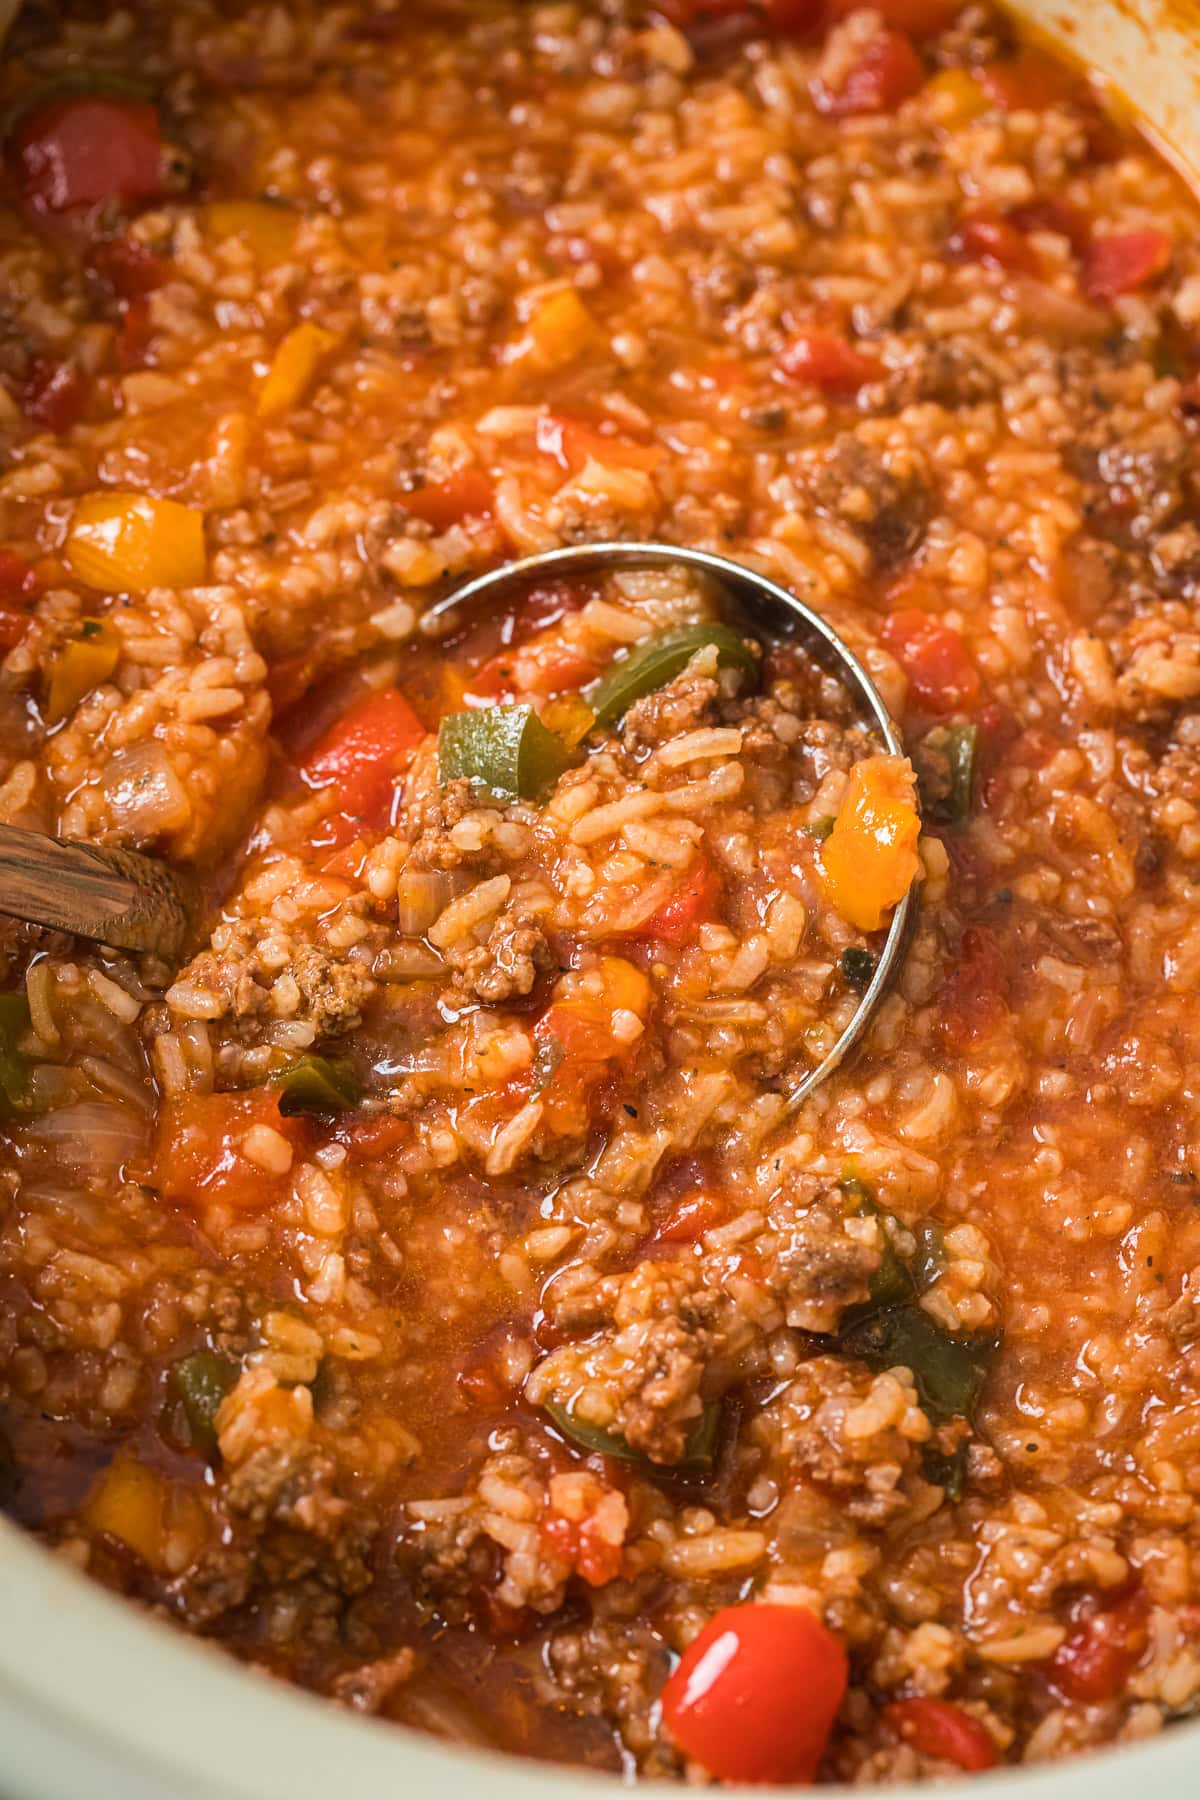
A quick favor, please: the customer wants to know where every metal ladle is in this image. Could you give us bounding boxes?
[422,542,916,1109]
[0,543,914,1103]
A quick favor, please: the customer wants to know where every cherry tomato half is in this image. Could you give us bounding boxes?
[662,1603,848,1783]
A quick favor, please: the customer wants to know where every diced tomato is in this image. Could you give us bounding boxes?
[824,0,956,33]
[533,1006,624,1136]
[778,329,881,394]
[1083,229,1171,301]
[629,857,721,944]
[1048,1589,1150,1704]
[938,925,1010,1052]
[535,412,662,475]
[884,1698,998,1772]
[19,358,85,432]
[152,1090,309,1211]
[975,48,1081,112]
[117,298,155,370]
[662,1603,848,1784]
[10,97,166,213]
[0,551,37,651]
[542,1511,623,1588]
[298,686,427,841]
[400,469,494,532]
[948,210,1039,276]
[89,235,165,300]
[880,609,981,714]
[813,28,924,116]
[340,1111,410,1162]
[649,1189,728,1245]
[533,959,650,1137]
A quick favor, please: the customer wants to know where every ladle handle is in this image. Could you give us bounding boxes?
[0,823,194,960]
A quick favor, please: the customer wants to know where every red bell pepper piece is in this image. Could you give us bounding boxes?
[299,687,427,843]
[884,1698,998,1771]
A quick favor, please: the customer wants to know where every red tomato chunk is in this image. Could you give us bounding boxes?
[949,210,1039,276]
[884,1698,998,1772]
[152,1091,309,1211]
[0,552,37,651]
[813,29,924,116]
[662,1603,848,1783]
[19,358,85,433]
[400,469,494,531]
[778,330,881,394]
[1083,229,1171,301]
[11,97,166,212]
[880,609,981,714]
[1048,1590,1150,1703]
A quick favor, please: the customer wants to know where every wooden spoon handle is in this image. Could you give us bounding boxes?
[0,824,195,961]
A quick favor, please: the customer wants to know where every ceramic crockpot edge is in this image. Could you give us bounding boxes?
[0,1512,1197,1800]
[4,1,1200,1796]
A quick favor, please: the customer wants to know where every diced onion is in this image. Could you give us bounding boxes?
[98,742,191,842]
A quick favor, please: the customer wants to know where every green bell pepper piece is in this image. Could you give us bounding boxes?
[273,1054,363,1116]
[587,623,758,730]
[544,1396,721,1473]
[839,1304,997,1423]
[438,704,574,801]
[169,1350,237,1450]
[841,1177,917,1312]
[916,722,978,824]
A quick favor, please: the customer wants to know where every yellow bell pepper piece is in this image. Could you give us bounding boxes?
[510,290,602,373]
[65,492,207,595]
[540,693,596,749]
[257,322,339,419]
[45,617,120,724]
[203,201,300,266]
[819,755,921,933]
[81,1455,167,1568]
[925,67,988,127]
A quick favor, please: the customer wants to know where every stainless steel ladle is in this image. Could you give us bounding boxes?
[0,542,915,1101]
[421,542,916,1108]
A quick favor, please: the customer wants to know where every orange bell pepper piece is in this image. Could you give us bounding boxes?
[819,755,920,932]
